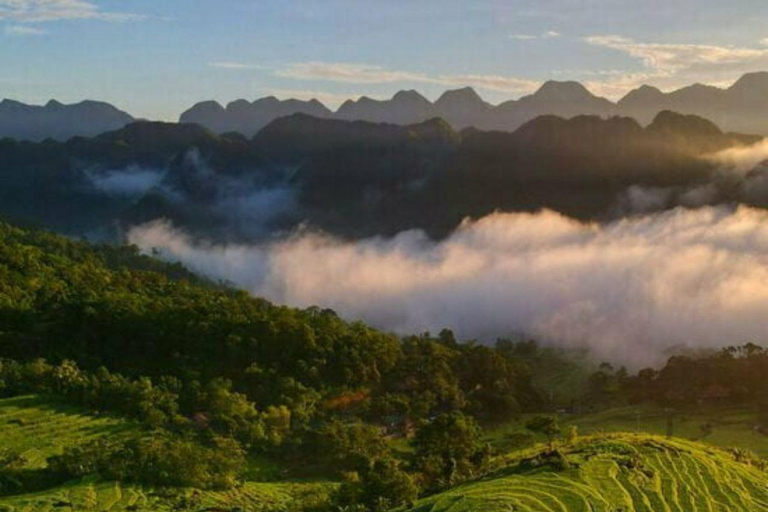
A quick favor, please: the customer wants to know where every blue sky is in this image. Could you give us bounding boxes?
[2,0,768,120]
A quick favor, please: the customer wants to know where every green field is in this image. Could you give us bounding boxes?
[0,395,134,469]
[3,396,768,511]
[0,396,334,512]
[487,404,768,458]
[0,479,334,512]
[413,434,768,512]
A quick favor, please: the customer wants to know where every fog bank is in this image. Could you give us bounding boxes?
[128,206,768,366]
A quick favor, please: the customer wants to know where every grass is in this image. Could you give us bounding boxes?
[0,479,335,512]
[487,403,768,458]
[0,395,133,469]
[0,395,335,512]
[4,395,768,511]
[412,434,768,512]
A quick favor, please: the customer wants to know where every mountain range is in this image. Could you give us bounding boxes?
[2,72,767,141]
[0,108,764,240]
[179,72,768,137]
[0,99,134,141]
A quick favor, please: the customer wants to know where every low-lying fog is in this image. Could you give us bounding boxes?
[129,205,768,367]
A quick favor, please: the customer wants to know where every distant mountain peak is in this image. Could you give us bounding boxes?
[533,80,594,100]
[619,84,666,105]
[0,98,134,141]
[226,99,251,111]
[392,89,430,103]
[435,87,486,107]
[647,110,722,137]
[728,71,768,92]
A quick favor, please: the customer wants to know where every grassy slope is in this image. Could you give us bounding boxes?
[564,404,768,458]
[412,434,768,512]
[487,404,768,458]
[0,395,132,469]
[0,396,334,512]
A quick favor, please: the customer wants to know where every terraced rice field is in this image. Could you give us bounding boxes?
[488,404,768,458]
[0,479,335,512]
[0,395,133,468]
[412,435,768,512]
[0,395,335,511]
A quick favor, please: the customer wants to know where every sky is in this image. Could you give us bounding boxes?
[2,0,768,120]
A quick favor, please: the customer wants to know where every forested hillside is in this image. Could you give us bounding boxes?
[0,221,766,511]
[0,220,560,510]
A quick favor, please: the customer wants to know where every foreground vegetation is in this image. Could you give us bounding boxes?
[413,434,768,512]
[0,220,766,511]
[0,395,334,511]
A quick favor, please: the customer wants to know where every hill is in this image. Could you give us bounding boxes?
[0,110,763,240]
[412,434,768,512]
[0,395,334,512]
[0,395,133,469]
[0,99,134,142]
[180,97,333,138]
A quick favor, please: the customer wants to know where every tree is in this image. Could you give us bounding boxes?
[412,412,489,489]
[337,457,419,512]
[526,415,561,451]
[310,419,390,471]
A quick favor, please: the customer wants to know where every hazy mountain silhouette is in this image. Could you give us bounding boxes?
[618,72,768,135]
[3,72,768,142]
[0,99,134,141]
[178,72,768,136]
[180,97,332,137]
[433,87,493,129]
[486,81,616,131]
[0,110,762,240]
[335,90,437,124]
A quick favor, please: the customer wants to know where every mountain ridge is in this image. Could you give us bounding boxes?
[178,71,768,137]
[0,98,134,141]
[4,71,768,141]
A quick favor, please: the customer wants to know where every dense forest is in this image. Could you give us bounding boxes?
[0,220,557,509]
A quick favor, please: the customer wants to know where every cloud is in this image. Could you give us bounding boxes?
[276,61,540,95]
[710,138,768,175]
[442,74,540,94]
[128,206,768,367]
[583,35,768,98]
[4,23,45,35]
[208,61,265,70]
[276,62,429,85]
[586,35,768,74]
[0,0,143,23]
[509,30,561,41]
[87,166,164,198]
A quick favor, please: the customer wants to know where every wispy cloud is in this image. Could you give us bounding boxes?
[208,61,265,70]
[275,61,540,95]
[509,30,561,41]
[584,35,768,98]
[276,62,428,84]
[0,0,143,23]
[442,74,540,94]
[4,24,45,35]
[586,35,768,73]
